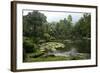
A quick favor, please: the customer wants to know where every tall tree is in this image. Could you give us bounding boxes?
[23,11,47,55]
[73,13,91,39]
[23,10,47,37]
[65,15,73,39]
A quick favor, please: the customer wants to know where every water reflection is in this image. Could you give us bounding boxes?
[58,39,91,59]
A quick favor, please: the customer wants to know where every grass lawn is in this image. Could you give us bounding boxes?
[24,56,70,62]
[23,53,90,62]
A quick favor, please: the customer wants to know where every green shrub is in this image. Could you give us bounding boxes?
[23,37,35,53]
[39,42,65,52]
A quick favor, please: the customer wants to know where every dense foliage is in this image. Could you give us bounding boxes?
[23,10,91,62]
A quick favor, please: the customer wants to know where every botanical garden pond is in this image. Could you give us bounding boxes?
[23,39,91,62]
[23,10,91,62]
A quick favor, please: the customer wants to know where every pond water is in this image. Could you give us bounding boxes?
[62,39,91,53]
[50,39,91,59]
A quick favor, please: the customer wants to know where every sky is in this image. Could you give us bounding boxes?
[23,10,84,23]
